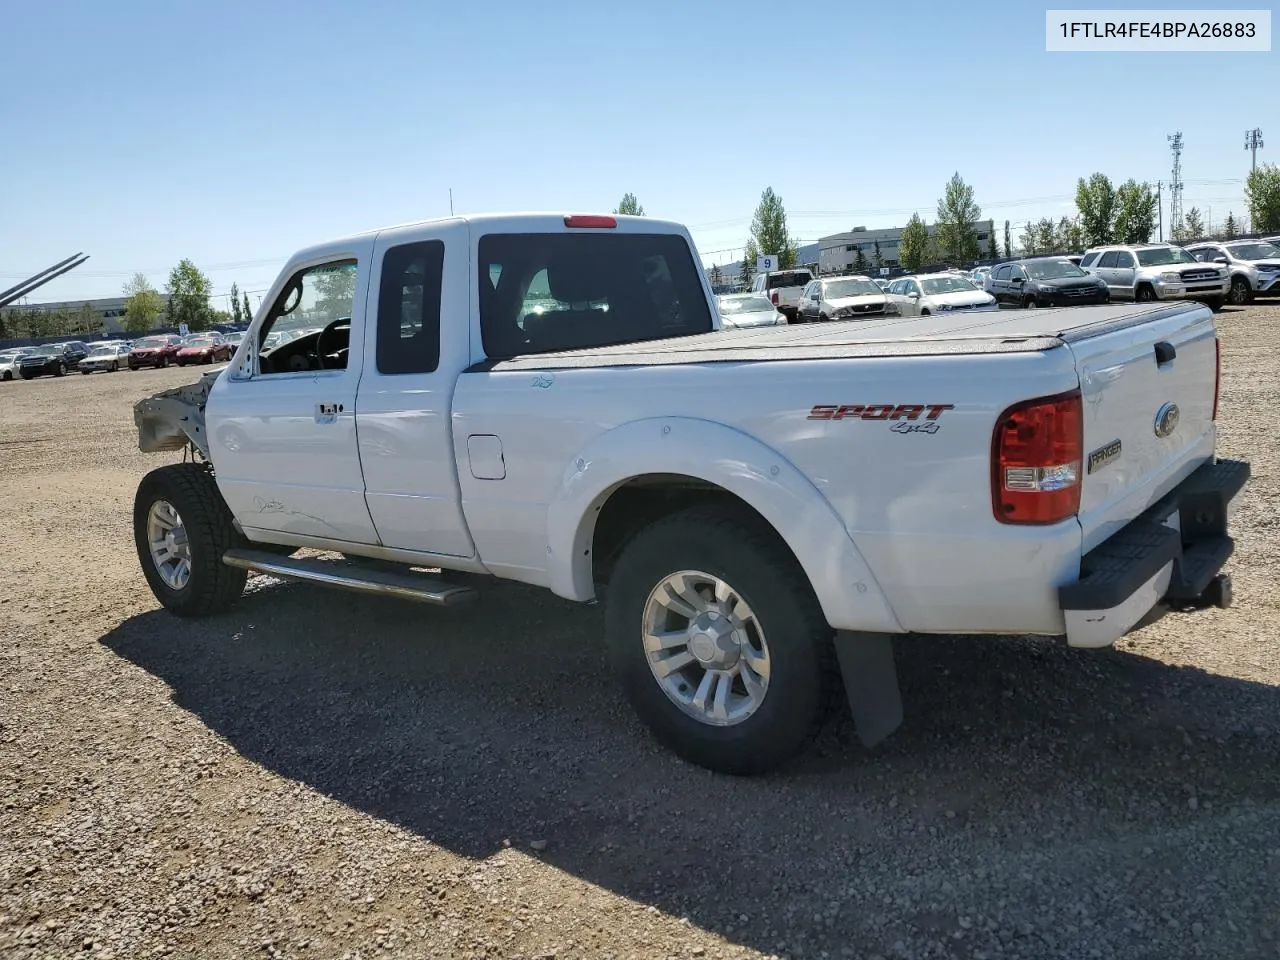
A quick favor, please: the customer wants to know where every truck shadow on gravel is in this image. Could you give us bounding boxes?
[101,577,1280,958]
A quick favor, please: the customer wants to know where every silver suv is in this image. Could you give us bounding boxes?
[1079,243,1229,311]
[1184,239,1280,305]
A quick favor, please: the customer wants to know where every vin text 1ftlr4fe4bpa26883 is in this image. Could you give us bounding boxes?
[131,212,1249,775]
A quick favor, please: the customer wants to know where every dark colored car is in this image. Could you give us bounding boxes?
[17,341,89,379]
[128,335,184,370]
[986,257,1110,307]
[175,334,233,366]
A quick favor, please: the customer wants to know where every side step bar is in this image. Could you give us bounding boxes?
[222,548,479,607]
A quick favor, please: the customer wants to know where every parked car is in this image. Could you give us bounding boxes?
[17,341,89,379]
[796,275,892,321]
[176,333,233,365]
[872,278,890,291]
[885,273,998,316]
[222,331,245,351]
[129,210,1247,776]
[129,335,185,370]
[986,257,1111,307]
[0,347,35,381]
[1184,240,1280,304]
[1079,243,1229,310]
[716,293,787,329]
[748,267,814,321]
[970,267,992,289]
[79,341,131,374]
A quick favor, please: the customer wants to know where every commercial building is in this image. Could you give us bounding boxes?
[818,221,996,274]
[4,294,171,333]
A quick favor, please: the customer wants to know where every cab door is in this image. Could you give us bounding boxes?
[354,220,476,558]
[205,247,380,545]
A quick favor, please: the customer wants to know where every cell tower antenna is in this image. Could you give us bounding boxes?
[1245,127,1264,172]
[1168,132,1184,237]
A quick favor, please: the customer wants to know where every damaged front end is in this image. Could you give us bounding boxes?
[133,371,220,458]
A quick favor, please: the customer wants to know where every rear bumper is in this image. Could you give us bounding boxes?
[1058,458,1250,648]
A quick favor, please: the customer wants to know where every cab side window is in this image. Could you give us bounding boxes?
[376,241,444,375]
[256,260,358,375]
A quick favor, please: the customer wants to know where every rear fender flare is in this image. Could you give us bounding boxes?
[545,416,904,634]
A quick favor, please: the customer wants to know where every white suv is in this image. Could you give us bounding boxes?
[1184,239,1280,305]
[1079,243,1229,311]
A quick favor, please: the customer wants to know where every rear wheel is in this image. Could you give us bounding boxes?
[1228,276,1251,305]
[605,505,836,775]
[134,463,247,617]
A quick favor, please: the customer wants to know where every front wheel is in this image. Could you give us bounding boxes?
[133,463,247,617]
[81,369,91,375]
[1136,284,1157,303]
[1228,276,1251,305]
[605,505,835,775]
[56,363,67,377]
[1023,297,1038,308]
[160,356,169,369]
[2,371,11,381]
[110,361,119,372]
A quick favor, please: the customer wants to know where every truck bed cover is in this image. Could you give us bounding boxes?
[475,302,1203,371]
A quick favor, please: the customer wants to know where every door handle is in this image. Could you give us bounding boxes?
[315,402,343,423]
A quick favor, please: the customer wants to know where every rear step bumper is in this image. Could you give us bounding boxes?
[222,549,479,607]
[1058,458,1250,648]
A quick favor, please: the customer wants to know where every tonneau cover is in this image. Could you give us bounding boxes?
[474,301,1205,372]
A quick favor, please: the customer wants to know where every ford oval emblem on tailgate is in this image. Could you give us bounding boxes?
[1154,402,1180,438]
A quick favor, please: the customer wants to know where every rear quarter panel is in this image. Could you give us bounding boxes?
[452,344,1085,635]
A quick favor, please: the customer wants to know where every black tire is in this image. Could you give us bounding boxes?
[920,309,931,316]
[20,371,32,380]
[81,369,91,375]
[1206,298,1225,313]
[2,371,11,381]
[133,463,247,617]
[1023,296,1038,308]
[1228,276,1251,305]
[818,312,830,322]
[110,361,119,372]
[1136,284,1157,303]
[56,363,66,377]
[604,505,837,776]
[160,356,169,369]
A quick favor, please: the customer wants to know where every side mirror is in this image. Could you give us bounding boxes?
[1011,277,1025,284]
[1213,256,1228,264]
[907,291,920,299]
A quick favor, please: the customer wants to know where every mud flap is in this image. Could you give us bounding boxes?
[833,631,903,747]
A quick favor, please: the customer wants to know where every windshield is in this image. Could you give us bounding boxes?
[718,296,775,315]
[766,271,811,289]
[186,336,215,346]
[824,278,882,298]
[1225,241,1280,261]
[1135,247,1198,266]
[88,346,115,356]
[1025,259,1087,280]
[920,276,978,295]
[133,337,166,348]
[28,346,58,357]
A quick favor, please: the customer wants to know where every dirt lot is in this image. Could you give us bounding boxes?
[2,306,1278,960]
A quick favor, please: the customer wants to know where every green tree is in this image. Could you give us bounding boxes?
[165,258,213,331]
[898,213,930,272]
[872,239,883,269]
[853,247,868,272]
[229,282,243,325]
[47,309,74,336]
[242,291,253,324]
[74,302,98,334]
[1056,216,1083,252]
[749,187,798,268]
[986,226,999,260]
[613,193,645,216]
[709,264,723,287]
[314,264,357,323]
[1112,180,1159,244]
[1179,207,1205,241]
[934,172,982,264]
[1223,212,1238,239]
[1075,173,1118,246]
[1245,164,1280,233]
[123,272,163,333]
[1003,220,1012,259]
[738,254,752,287]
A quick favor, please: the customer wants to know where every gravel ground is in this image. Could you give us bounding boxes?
[2,306,1278,960]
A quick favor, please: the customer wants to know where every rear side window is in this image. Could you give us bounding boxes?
[1097,252,1118,268]
[376,240,444,374]
[478,233,713,358]
[1080,252,1100,267]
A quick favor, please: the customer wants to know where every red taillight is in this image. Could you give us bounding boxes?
[770,291,779,305]
[1212,336,1221,421]
[563,215,616,228]
[991,389,1084,525]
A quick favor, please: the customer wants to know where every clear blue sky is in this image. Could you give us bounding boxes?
[1,0,1273,307]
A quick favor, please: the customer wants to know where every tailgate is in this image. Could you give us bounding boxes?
[1065,304,1218,552]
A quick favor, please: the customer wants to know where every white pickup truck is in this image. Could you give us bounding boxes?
[133,212,1249,775]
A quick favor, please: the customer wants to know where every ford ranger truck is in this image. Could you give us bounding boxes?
[132,212,1249,776]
